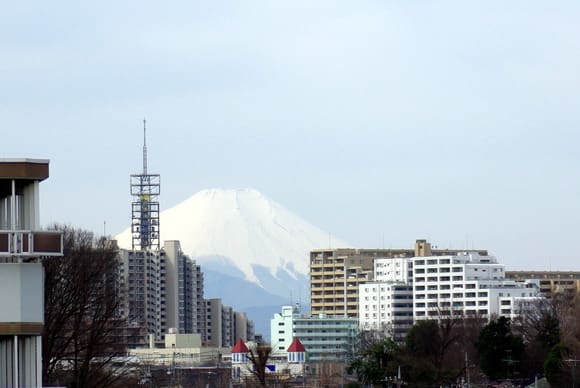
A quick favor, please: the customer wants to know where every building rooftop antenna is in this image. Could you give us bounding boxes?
[143,118,148,175]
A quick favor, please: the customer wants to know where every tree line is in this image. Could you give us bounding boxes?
[348,294,580,387]
[42,225,134,387]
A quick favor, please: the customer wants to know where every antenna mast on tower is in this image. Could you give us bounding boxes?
[130,119,160,250]
[143,118,148,175]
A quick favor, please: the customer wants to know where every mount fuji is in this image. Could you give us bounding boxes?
[115,188,350,336]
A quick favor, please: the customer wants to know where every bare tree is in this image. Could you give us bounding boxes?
[42,225,129,387]
[247,344,273,387]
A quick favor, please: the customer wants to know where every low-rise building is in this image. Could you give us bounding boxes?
[271,305,358,362]
[129,332,229,366]
[231,337,306,384]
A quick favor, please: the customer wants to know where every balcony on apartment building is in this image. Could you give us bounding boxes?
[0,159,63,261]
[0,161,64,255]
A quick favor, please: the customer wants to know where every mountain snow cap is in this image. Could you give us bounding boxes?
[115,188,349,286]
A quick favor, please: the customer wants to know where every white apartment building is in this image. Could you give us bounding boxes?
[271,305,358,361]
[374,257,413,284]
[412,252,540,321]
[271,305,300,354]
[358,282,413,341]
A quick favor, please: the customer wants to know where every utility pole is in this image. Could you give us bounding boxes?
[465,351,470,387]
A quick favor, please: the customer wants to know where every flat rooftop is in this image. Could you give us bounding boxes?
[0,159,49,181]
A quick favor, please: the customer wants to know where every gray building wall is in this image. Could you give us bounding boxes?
[204,298,223,347]
[119,240,206,347]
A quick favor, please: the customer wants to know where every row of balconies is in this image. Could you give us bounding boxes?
[415,309,489,316]
[311,284,360,290]
[415,276,465,282]
[294,324,357,330]
[414,291,488,299]
[0,230,62,256]
[415,267,464,274]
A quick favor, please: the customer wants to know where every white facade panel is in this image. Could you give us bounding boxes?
[0,264,43,324]
[358,282,413,340]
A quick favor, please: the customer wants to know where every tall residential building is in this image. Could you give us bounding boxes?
[0,159,63,387]
[222,305,234,348]
[412,252,540,321]
[374,257,413,283]
[358,282,413,341]
[204,298,223,347]
[310,240,487,317]
[164,240,204,335]
[234,312,255,342]
[118,249,166,343]
[506,271,580,299]
[203,298,254,348]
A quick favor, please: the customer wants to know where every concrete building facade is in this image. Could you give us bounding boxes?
[310,240,488,318]
[412,252,540,321]
[357,282,413,341]
[118,249,166,344]
[118,241,206,346]
[271,305,358,361]
[0,159,63,387]
[233,311,255,343]
[506,271,580,300]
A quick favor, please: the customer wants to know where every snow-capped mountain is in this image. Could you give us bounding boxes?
[115,188,350,291]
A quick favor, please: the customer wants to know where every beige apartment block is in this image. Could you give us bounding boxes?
[506,271,580,299]
[310,240,487,317]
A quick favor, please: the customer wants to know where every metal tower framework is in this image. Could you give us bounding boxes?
[131,120,160,250]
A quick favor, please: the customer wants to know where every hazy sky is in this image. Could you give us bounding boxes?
[3,1,579,270]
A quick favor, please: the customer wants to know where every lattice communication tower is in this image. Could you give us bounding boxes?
[131,120,160,250]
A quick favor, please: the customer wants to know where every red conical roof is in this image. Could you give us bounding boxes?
[287,337,306,352]
[231,338,249,353]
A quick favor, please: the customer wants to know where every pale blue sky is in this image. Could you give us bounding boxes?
[3,1,579,270]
